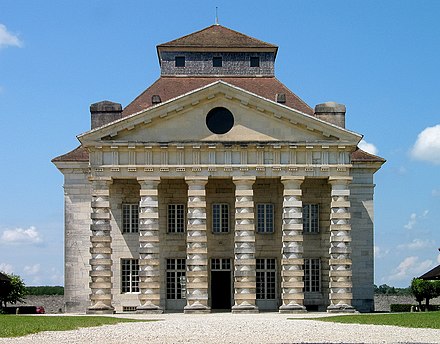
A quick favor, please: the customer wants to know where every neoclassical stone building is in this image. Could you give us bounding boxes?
[53,24,384,314]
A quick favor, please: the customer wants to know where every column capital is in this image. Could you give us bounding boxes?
[281,176,305,187]
[185,176,208,186]
[328,176,353,186]
[232,176,256,186]
[137,177,161,188]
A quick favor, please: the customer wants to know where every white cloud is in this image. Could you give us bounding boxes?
[411,124,440,164]
[0,263,14,274]
[24,264,41,276]
[404,213,417,230]
[0,24,22,49]
[404,210,429,230]
[374,245,389,258]
[388,256,433,281]
[358,139,378,155]
[0,226,42,244]
[397,239,434,250]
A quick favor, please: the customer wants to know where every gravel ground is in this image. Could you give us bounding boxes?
[1,312,439,344]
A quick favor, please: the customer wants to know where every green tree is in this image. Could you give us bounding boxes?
[0,273,27,309]
[410,278,440,310]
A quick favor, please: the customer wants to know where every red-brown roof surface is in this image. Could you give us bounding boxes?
[52,146,89,162]
[157,25,277,50]
[122,77,314,117]
[351,148,386,163]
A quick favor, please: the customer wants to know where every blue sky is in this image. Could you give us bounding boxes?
[0,0,439,288]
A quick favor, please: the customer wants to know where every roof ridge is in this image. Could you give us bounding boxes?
[273,77,314,114]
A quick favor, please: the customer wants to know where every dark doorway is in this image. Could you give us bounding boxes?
[211,271,231,309]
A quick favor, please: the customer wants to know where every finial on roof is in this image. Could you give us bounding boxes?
[215,7,219,25]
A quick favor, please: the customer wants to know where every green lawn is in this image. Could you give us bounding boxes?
[314,312,440,329]
[0,315,146,338]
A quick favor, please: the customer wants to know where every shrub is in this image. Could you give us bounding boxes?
[390,304,412,312]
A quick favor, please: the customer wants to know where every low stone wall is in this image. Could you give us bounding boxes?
[17,295,64,314]
[374,295,440,312]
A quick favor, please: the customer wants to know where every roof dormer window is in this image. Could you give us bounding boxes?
[213,56,222,67]
[175,56,185,67]
[250,56,260,67]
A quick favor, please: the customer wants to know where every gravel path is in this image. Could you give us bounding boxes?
[1,312,439,343]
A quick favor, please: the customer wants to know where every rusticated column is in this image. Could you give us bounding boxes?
[232,177,258,313]
[327,176,356,312]
[279,177,306,313]
[87,178,114,314]
[137,177,163,313]
[184,177,210,313]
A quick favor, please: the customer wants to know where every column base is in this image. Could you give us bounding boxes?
[231,304,259,314]
[327,303,357,313]
[137,302,163,314]
[184,302,211,314]
[86,302,115,315]
[279,303,307,313]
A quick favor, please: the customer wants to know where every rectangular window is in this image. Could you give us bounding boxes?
[121,259,139,293]
[166,258,186,299]
[213,56,222,67]
[168,204,185,233]
[122,203,139,233]
[256,258,276,299]
[257,203,274,233]
[212,203,229,233]
[304,258,320,292]
[175,56,185,67]
[303,204,319,233]
[250,56,260,67]
[211,258,231,271]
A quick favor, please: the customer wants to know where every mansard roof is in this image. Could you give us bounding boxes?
[157,24,278,51]
[123,76,313,117]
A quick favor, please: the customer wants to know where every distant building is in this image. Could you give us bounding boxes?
[53,24,385,314]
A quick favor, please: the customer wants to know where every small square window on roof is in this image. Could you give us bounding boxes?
[175,56,185,67]
[213,56,222,67]
[250,56,260,67]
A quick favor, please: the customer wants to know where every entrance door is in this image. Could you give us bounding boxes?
[211,258,232,310]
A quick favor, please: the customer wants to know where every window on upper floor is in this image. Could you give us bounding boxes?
[212,203,229,233]
[250,56,260,67]
[122,203,139,233]
[175,56,185,67]
[303,204,319,233]
[168,204,185,233]
[213,56,222,67]
[257,203,274,233]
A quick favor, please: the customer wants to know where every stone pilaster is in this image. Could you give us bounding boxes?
[279,177,306,313]
[184,177,210,313]
[327,176,356,312]
[232,177,258,313]
[87,178,114,314]
[137,177,163,313]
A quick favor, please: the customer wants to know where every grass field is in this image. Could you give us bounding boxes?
[0,315,146,338]
[315,312,440,329]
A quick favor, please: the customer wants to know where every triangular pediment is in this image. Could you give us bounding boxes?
[78,81,362,147]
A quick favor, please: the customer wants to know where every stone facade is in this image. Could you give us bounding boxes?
[53,24,384,314]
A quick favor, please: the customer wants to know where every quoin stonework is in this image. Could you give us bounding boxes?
[53,24,385,314]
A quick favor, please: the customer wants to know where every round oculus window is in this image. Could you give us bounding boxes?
[206,107,234,134]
